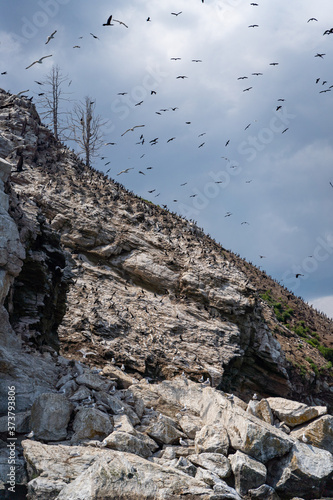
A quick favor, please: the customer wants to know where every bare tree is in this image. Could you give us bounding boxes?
[36,65,71,140]
[66,96,106,167]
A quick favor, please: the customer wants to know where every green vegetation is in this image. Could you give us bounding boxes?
[260,289,294,324]
[261,291,333,369]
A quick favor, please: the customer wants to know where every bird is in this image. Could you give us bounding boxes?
[227,394,234,401]
[121,125,145,136]
[117,168,134,175]
[179,438,188,446]
[167,137,176,142]
[171,57,181,60]
[270,62,279,66]
[79,349,96,359]
[45,30,57,44]
[120,364,126,371]
[138,171,145,175]
[26,431,34,439]
[307,18,318,22]
[192,59,202,62]
[103,15,113,26]
[176,75,188,79]
[171,12,182,16]
[1,71,7,75]
[73,45,80,49]
[259,255,266,258]
[148,189,156,193]
[301,433,308,443]
[252,72,263,76]
[315,53,325,58]
[245,123,251,130]
[198,142,205,148]
[329,182,333,188]
[25,55,52,69]
[135,100,143,106]
[180,182,187,186]
[225,140,230,146]
[114,407,125,414]
[199,375,204,382]
[238,76,248,80]
[323,28,333,35]
[250,2,259,5]
[248,24,259,28]
[276,105,282,111]
[202,378,210,386]
[243,87,253,91]
[90,33,99,39]
[146,17,151,22]
[180,405,187,412]
[295,273,304,278]
[114,19,128,28]
[252,393,258,400]
[282,128,289,133]
[118,92,127,95]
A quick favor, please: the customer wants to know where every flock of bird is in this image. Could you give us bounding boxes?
[2,2,333,277]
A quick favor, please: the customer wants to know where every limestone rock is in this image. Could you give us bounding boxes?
[290,414,333,453]
[266,397,327,427]
[72,407,113,442]
[194,424,229,455]
[103,430,158,458]
[179,414,202,439]
[247,398,274,425]
[247,484,280,499]
[30,393,73,441]
[229,450,267,496]
[268,441,333,498]
[22,440,219,499]
[75,372,113,392]
[147,418,186,445]
[189,453,231,479]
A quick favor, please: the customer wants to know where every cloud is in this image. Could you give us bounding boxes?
[310,295,333,319]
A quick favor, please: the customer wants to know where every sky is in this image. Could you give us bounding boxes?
[1,0,333,318]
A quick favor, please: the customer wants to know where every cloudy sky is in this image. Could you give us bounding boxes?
[1,0,333,318]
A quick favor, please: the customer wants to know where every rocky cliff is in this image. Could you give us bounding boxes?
[0,89,332,499]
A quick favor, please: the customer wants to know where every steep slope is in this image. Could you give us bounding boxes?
[1,89,332,409]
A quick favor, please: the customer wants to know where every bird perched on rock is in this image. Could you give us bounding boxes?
[301,433,308,443]
[26,430,34,439]
[180,404,187,412]
[179,438,188,446]
[120,364,126,371]
[202,378,210,386]
[252,393,258,400]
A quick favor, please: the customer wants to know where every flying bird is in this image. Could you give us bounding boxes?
[198,142,205,148]
[270,62,279,65]
[243,87,253,91]
[307,18,318,22]
[323,28,333,35]
[121,125,145,136]
[282,128,289,133]
[295,273,304,278]
[103,15,113,26]
[45,30,57,44]
[147,17,151,22]
[1,71,7,75]
[315,53,325,58]
[225,140,230,146]
[90,33,99,39]
[114,19,128,28]
[171,12,182,16]
[117,168,134,175]
[192,59,202,62]
[176,75,188,79]
[171,57,181,60]
[25,55,52,69]
[252,72,263,76]
[238,76,248,80]
[248,24,259,28]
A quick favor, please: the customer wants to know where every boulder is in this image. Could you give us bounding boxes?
[290,414,333,453]
[247,399,274,425]
[30,393,73,441]
[247,484,280,499]
[75,372,112,392]
[72,408,113,442]
[189,453,231,479]
[266,397,327,427]
[22,440,219,499]
[194,424,229,454]
[268,441,333,498]
[103,430,159,458]
[179,414,202,439]
[229,450,267,496]
[146,418,186,445]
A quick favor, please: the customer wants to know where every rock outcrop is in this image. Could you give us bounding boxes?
[0,89,333,498]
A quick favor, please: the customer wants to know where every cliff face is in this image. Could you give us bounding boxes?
[0,88,332,409]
